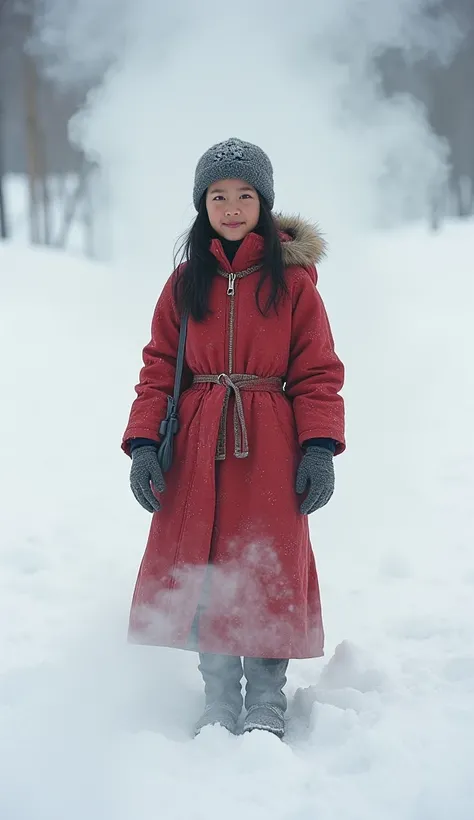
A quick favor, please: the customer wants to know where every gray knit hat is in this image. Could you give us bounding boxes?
[193,137,274,210]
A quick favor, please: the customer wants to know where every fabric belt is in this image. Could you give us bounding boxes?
[192,373,284,460]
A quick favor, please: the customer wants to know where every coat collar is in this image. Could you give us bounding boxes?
[209,214,327,273]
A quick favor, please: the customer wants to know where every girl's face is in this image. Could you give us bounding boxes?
[206,178,260,241]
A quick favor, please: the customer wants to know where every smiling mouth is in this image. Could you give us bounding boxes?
[223,222,244,228]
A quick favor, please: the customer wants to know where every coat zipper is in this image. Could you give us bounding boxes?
[227,272,236,297]
[227,273,236,374]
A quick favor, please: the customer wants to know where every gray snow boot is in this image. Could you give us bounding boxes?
[194,652,243,736]
[243,704,286,738]
[242,657,288,738]
[194,703,239,736]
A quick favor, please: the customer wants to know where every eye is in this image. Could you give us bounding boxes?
[212,195,225,201]
[240,194,252,199]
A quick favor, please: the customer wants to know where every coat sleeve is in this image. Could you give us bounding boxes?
[285,268,345,454]
[121,274,191,456]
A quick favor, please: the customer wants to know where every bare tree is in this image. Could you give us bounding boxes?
[380,0,474,228]
[18,2,53,244]
[0,102,7,239]
[0,0,12,239]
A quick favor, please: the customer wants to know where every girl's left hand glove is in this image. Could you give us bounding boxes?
[296,446,335,514]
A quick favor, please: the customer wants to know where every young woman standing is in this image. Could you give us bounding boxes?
[122,137,345,738]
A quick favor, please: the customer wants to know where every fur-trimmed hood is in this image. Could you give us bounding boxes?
[275,214,327,268]
[209,213,327,273]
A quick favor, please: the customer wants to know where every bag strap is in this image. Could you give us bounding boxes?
[173,310,189,405]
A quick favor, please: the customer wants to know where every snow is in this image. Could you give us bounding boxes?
[1,221,474,819]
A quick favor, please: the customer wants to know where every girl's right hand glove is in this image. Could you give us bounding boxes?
[296,446,335,514]
[130,445,166,512]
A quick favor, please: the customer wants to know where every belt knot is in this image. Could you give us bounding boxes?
[192,373,283,459]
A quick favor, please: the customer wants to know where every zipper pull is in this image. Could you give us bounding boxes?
[227,273,236,297]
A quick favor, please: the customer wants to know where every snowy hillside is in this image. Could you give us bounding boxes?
[1,224,474,819]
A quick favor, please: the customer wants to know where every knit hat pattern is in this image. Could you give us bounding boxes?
[193,137,274,210]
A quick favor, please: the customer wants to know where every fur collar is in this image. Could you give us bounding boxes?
[275,214,327,267]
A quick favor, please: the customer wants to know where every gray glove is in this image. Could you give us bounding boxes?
[130,446,166,513]
[296,446,335,514]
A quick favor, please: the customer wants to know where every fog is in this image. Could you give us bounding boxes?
[33,0,459,264]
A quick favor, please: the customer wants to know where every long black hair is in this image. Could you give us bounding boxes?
[173,193,287,322]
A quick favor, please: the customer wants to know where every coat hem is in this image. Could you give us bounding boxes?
[127,629,324,660]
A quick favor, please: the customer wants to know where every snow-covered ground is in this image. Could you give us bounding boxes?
[1,221,474,819]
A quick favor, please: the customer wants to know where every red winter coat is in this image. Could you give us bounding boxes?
[122,215,345,659]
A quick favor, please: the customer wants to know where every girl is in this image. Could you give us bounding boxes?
[122,137,345,739]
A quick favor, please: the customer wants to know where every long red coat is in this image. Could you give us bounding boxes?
[122,215,345,659]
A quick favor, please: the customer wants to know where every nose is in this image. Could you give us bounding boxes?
[225,201,241,217]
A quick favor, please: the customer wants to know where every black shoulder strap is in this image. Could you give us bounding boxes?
[173,310,189,403]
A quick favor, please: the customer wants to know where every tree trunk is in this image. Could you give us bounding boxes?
[55,160,88,249]
[454,175,473,218]
[0,100,8,239]
[23,49,41,244]
[82,166,96,258]
[0,175,7,240]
